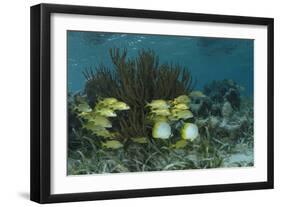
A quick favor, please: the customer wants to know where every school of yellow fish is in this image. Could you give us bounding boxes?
[146,94,199,149]
[76,92,204,149]
[77,97,129,149]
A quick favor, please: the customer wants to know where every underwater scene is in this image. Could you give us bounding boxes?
[67,31,254,175]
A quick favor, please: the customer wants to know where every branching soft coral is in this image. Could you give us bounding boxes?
[83,48,194,139]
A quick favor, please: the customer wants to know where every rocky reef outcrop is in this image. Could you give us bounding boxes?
[203,79,241,109]
[190,79,242,118]
[189,79,253,167]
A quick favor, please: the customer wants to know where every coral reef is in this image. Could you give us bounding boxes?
[191,80,250,140]
[190,79,242,118]
[82,48,194,139]
[203,79,241,109]
[188,80,253,167]
[67,48,253,175]
[189,94,211,117]
[221,101,233,118]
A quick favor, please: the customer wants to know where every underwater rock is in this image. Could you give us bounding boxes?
[217,115,249,140]
[189,79,243,118]
[194,101,251,141]
[221,101,233,118]
[209,116,220,129]
[194,117,208,127]
[219,119,240,132]
[203,79,241,110]
[224,88,240,109]
[210,103,221,116]
[189,95,211,117]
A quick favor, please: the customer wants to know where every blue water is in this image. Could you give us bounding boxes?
[67,31,253,95]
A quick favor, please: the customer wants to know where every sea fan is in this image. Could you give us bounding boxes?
[83,48,194,139]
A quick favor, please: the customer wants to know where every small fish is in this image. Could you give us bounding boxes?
[181,123,199,141]
[94,102,106,110]
[149,115,168,123]
[131,137,148,144]
[173,103,189,110]
[151,108,171,116]
[109,101,130,110]
[171,110,193,120]
[84,123,105,131]
[99,98,118,105]
[80,112,99,120]
[74,94,87,103]
[152,121,171,139]
[94,128,113,138]
[168,115,180,121]
[172,139,187,149]
[78,111,91,118]
[173,95,191,104]
[170,108,182,114]
[75,103,92,113]
[189,91,206,98]
[110,132,120,138]
[88,116,112,128]
[146,100,170,109]
[94,108,117,117]
[102,140,123,149]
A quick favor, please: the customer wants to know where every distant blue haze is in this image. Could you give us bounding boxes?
[67,31,253,96]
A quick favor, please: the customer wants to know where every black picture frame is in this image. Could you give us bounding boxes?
[30,3,274,204]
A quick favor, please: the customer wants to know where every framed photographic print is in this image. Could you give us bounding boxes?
[30,3,274,203]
